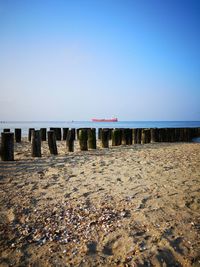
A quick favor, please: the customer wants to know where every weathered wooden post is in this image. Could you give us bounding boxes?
[76,128,80,140]
[175,128,180,142]
[66,129,74,152]
[169,128,174,142]
[79,129,88,151]
[98,128,102,140]
[71,128,76,140]
[63,128,69,140]
[56,128,62,141]
[183,128,190,142]
[142,129,151,144]
[48,130,58,155]
[28,128,35,142]
[198,128,200,137]
[15,128,21,143]
[132,129,137,144]
[163,128,167,142]
[50,128,61,141]
[179,128,184,142]
[141,129,145,144]
[169,128,175,142]
[157,128,163,142]
[122,129,127,145]
[112,129,121,146]
[150,128,156,143]
[3,129,10,133]
[40,128,47,141]
[31,130,41,157]
[191,128,197,139]
[136,128,142,144]
[190,128,194,141]
[119,129,123,145]
[88,128,96,149]
[0,132,14,161]
[127,128,132,145]
[163,128,168,142]
[158,128,164,142]
[167,128,172,142]
[128,128,133,145]
[122,128,132,145]
[101,128,110,148]
[146,129,151,143]
[109,129,112,140]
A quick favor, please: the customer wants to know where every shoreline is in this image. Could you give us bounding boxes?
[0,141,200,266]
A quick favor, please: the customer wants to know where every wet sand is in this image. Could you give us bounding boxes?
[0,140,200,266]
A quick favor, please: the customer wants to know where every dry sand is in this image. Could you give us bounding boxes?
[0,139,200,266]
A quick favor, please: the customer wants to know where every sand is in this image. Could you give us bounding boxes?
[0,139,200,266]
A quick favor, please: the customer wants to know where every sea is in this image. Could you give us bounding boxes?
[1,121,200,137]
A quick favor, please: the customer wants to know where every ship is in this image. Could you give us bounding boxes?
[91,118,118,122]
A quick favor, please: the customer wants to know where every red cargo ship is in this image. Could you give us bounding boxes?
[92,118,118,122]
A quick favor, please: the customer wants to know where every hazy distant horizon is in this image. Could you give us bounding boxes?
[1,119,200,123]
[1,0,200,121]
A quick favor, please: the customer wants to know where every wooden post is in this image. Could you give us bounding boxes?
[163,128,167,142]
[57,128,62,141]
[122,129,127,145]
[98,128,102,140]
[122,128,132,145]
[183,128,190,142]
[0,132,14,161]
[50,128,61,141]
[127,128,131,145]
[71,128,76,140]
[188,128,192,142]
[31,130,41,157]
[128,129,133,145]
[88,128,96,149]
[198,128,200,137]
[141,129,145,144]
[48,130,58,155]
[146,129,151,143]
[28,128,35,142]
[101,128,109,148]
[119,129,123,145]
[79,129,88,151]
[15,128,21,143]
[150,128,156,143]
[141,129,151,144]
[157,128,163,142]
[63,128,69,140]
[132,129,137,144]
[169,128,175,142]
[112,129,121,146]
[3,129,10,133]
[76,128,80,140]
[191,128,197,138]
[66,129,74,152]
[136,128,142,144]
[179,128,184,142]
[40,128,47,141]
[109,129,112,140]
[175,128,180,142]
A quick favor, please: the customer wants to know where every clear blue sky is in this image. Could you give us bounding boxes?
[0,0,200,121]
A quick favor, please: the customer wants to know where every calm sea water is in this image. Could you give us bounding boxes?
[1,121,200,137]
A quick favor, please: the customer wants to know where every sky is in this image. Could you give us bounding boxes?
[0,0,200,121]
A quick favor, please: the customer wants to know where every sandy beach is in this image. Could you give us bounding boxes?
[0,139,200,266]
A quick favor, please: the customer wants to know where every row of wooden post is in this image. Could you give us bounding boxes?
[0,127,200,161]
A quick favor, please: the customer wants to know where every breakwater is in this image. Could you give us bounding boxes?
[0,127,200,161]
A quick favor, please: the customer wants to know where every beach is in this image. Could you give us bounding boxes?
[0,139,200,266]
